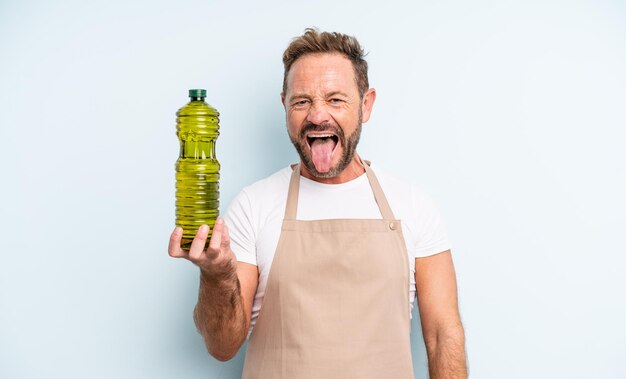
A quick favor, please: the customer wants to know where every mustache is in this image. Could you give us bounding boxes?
[299,122,345,140]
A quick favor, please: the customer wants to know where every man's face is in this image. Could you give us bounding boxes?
[282,53,374,180]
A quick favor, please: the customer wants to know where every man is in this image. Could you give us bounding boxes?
[169,29,467,378]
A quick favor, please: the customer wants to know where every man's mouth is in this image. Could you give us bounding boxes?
[306,133,339,148]
[306,132,340,173]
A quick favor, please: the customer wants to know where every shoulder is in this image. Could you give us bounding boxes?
[238,166,292,202]
[224,166,292,256]
[369,162,451,257]
[370,164,428,202]
[370,165,412,196]
[370,163,442,218]
[226,166,292,222]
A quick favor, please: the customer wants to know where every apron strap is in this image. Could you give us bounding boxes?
[362,160,396,220]
[284,164,301,220]
[284,160,397,220]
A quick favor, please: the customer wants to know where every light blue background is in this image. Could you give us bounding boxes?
[1,0,625,378]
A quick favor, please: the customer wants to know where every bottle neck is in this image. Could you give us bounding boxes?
[190,97,205,101]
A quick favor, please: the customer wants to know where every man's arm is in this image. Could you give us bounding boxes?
[415,250,467,378]
[169,218,258,361]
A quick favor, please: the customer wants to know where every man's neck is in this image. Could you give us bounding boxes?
[299,154,365,184]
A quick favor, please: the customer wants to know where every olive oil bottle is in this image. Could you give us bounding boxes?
[175,89,220,249]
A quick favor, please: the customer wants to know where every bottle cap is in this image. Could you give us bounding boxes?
[189,89,206,98]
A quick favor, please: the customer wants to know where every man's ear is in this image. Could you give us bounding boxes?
[360,88,377,123]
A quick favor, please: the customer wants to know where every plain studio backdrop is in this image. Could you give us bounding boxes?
[1,0,625,378]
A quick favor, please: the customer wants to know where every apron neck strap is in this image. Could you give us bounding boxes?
[284,164,301,220]
[284,160,396,220]
[362,160,396,220]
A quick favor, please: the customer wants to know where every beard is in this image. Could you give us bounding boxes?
[288,112,363,179]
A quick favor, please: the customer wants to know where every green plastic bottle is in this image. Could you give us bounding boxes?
[175,89,220,249]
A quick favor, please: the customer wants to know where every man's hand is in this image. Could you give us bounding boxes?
[168,218,257,361]
[168,218,238,285]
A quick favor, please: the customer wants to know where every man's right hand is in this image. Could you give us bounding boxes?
[168,217,258,361]
[168,218,238,283]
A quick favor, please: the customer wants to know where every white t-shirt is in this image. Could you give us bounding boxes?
[224,165,451,333]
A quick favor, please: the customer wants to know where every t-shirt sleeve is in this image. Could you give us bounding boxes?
[411,185,452,258]
[223,189,257,266]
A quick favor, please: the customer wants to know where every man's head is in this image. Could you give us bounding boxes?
[282,28,369,99]
[281,29,376,183]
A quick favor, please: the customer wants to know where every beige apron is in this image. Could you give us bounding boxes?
[242,162,414,379]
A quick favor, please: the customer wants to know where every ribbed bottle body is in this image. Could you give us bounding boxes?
[175,92,220,249]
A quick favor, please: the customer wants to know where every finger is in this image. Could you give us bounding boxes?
[208,218,224,254]
[221,220,230,249]
[189,224,209,261]
[168,226,187,258]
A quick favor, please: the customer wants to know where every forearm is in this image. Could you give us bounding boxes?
[193,269,248,361]
[425,322,468,379]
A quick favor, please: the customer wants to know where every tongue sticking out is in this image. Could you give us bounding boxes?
[310,137,337,172]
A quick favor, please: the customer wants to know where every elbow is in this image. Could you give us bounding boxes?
[424,321,465,351]
[202,333,245,362]
[210,348,238,362]
[192,304,248,362]
[195,323,243,362]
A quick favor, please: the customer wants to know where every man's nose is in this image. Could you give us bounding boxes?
[306,101,331,125]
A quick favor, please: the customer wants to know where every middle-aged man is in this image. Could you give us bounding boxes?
[169,28,467,378]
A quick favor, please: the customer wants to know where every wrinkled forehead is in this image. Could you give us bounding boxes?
[285,53,359,96]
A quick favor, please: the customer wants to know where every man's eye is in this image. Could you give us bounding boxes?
[293,100,309,107]
[329,98,343,104]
